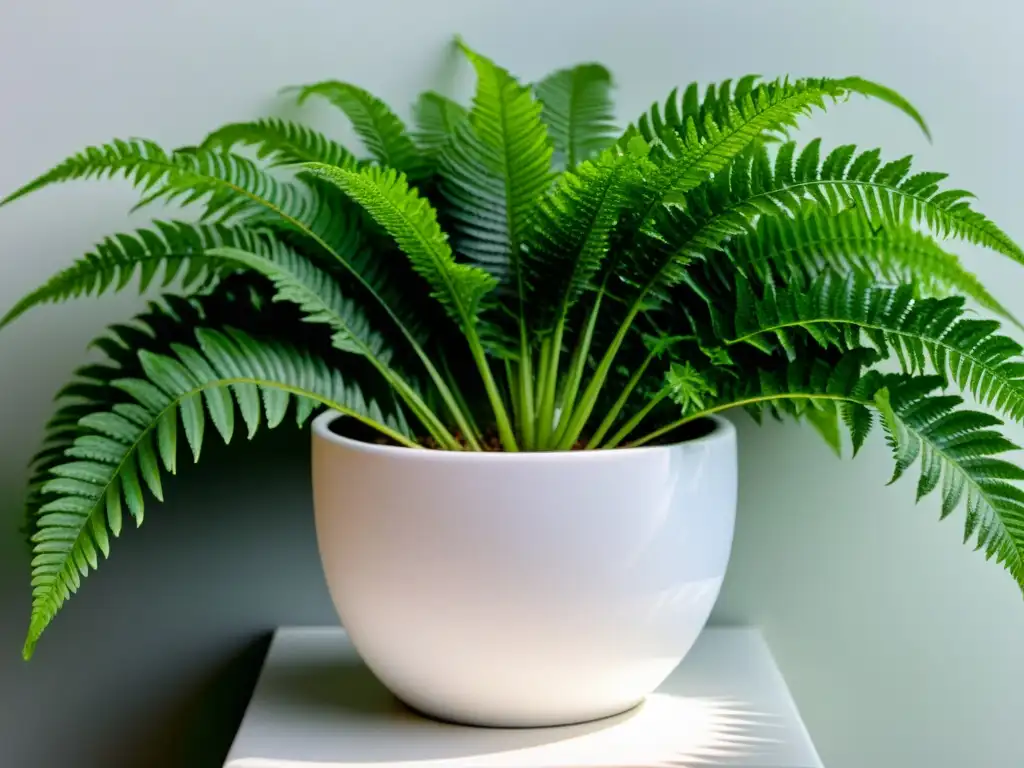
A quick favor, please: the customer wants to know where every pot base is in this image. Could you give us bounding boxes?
[399,694,645,729]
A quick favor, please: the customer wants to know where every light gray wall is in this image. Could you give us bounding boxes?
[2,1,1023,766]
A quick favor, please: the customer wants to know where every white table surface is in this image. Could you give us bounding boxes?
[224,626,822,768]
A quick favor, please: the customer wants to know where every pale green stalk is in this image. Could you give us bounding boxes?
[550,292,605,447]
[600,390,669,449]
[587,345,661,447]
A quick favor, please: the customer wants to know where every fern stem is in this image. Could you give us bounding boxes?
[517,333,537,450]
[469,341,519,451]
[556,301,640,449]
[601,390,669,449]
[551,292,605,447]
[628,392,862,447]
[505,359,521,428]
[536,329,563,448]
[440,355,483,448]
[587,345,661,448]
[385,376,463,449]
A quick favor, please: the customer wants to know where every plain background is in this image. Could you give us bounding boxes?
[2,1,1023,766]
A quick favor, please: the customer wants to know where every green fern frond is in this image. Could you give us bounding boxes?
[722,206,1014,322]
[622,76,928,199]
[763,140,1021,261]
[638,141,1022,303]
[304,163,497,330]
[439,42,553,280]
[0,138,319,230]
[292,81,425,178]
[722,273,1024,425]
[526,150,638,332]
[24,326,412,657]
[875,384,1024,586]
[198,118,357,168]
[137,147,313,223]
[21,293,218,543]
[204,239,394,362]
[632,354,1024,590]
[0,221,265,329]
[1,139,173,207]
[412,92,468,159]
[534,63,617,170]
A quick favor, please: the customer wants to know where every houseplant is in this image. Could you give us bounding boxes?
[5,38,1024,724]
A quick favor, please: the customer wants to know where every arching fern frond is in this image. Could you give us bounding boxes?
[0,138,317,228]
[24,325,413,658]
[136,148,314,223]
[720,273,1024,424]
[291,81,425,178]
[534,63,617,171]
[438,42,553,281]
[197,118,357,168]
[1,138,173,206]
[621,76,929,199]
[526,150,638,333]
[21,293,221,543]
[720,206,1014,322]
[412,92,468,161]
[305,163,497,330]
[766,140,1021,261]
[305,160,516,448]
[204,239,395,363]
[631,354,1024,590]
[875,383,1024,586]
[635,141,1023,304]
[0,221,266,330]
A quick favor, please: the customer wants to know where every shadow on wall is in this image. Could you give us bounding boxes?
[0,426,337,768]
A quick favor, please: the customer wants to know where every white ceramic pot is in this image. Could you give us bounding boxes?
[311,411,737,728]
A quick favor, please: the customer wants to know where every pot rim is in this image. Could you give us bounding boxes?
[312,410,735,462]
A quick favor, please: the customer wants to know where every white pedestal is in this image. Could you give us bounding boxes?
[225,626,823,768]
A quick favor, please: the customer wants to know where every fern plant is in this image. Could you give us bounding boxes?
[6,39,1024,659]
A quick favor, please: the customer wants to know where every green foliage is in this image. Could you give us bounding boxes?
[875,384,1024,584]
[664,361,716,413]
[24,321,409,658]
[525,151,638,332]
[413,91,468,160]
[438,42,552,283]
[198,118,357,168]
[5,38,1024,653]
[305,163,497,330]
[535,63,617,170]
[291,80,426,178]
[205,239,394,362]
[721,206,1015,323]
[721,273,1024,424]
[0,221,253,329]
[630,141,1023,308]
[622,76,929,200]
